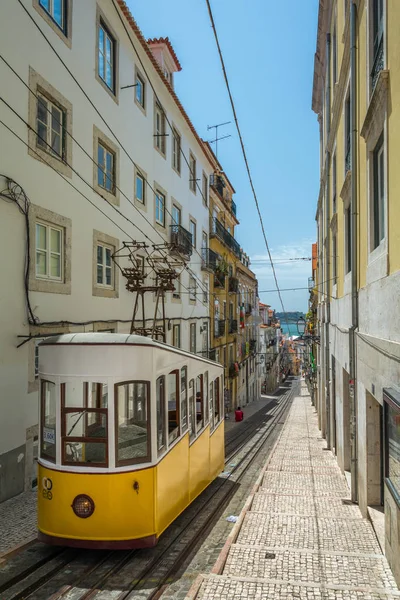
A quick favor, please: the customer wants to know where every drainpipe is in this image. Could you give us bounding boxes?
[325,33,332,450]
[349,0,358,503]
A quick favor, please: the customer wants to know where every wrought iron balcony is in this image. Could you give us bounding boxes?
[231,199,237,217]
[201,247,218,272]
[170,224,193,257]
[214,319,225,338]
[210,218,241,257]
[228,319,238,334]
[345,134,351,174]
[228,276,239,293]
[210,173,226,197]
[214,270,226,289]
[371,37,384,91]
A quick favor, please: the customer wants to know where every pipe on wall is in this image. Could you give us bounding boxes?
[325,32,331,450]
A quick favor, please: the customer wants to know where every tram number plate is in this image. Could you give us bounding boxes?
[43,427,55,444]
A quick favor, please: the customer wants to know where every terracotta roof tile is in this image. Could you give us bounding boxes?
[147,37,182,72]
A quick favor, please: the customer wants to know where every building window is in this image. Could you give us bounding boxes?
[115,381,150,465]
[372,134,385,250]
[332,152,337,214]
[173,276,181,300]
[345,205,352,274]
[172,204,181,225]
[189,153,196,192]
[39,0,65,31]
[173,324,181,348]
[333,234,337,283]
[202,173,208,206]
[36,93,65,160]
[345,93,351,174]
[371,0,384,90]
[96,244,113,287]
[190,323,196,354]
[135,72,145,109]
[203,279,208,304]
[189,276,197,302]
[189,220,196,248]
[155,190,165,226]
[98,20,115,93]
[135,172,145,204]
[36,221,63,281]
[172,128,181,173]
[155,103,166,155]
[97,142,115,194]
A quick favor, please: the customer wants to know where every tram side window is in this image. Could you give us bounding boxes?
[189,379,196,441]
[209,381,214,431]
[196,374,203,432]
[115,381,150,466]
[41,380,56,462]
[168,371,180,443]
[204,372,209,425]
[156,376,166,455]
[61,382,108,466]
[180,367,188,433]
[214,378,220,424]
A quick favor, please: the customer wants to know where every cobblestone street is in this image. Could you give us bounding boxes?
[0,489,37,556]
[188,384,400,599]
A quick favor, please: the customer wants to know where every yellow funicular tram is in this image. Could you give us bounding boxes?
[37,333,224,548]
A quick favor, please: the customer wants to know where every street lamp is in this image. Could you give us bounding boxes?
[297,316,306,336]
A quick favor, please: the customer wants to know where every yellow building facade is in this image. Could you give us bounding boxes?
[313,0,400,582]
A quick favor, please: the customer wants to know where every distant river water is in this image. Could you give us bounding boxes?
[279,322,300,337]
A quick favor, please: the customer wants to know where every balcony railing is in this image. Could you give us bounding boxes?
[228,319,238,334]
[371,36,384,91]
[228,276,239,293]
[245,303,252,315]
[201,247,218,272]
[231,199,237,217]
[214,271,225,288]
[214,319,225,338]
[170,224,193,257]
[211,218,241,257]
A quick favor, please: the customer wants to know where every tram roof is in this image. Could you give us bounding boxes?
[39,333,221,367]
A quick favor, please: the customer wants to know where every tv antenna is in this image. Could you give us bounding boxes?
[207,121,231,158]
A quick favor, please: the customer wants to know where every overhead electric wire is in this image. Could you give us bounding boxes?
[204,0,292,332]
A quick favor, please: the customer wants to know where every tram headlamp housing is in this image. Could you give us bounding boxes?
[72,494,95,518]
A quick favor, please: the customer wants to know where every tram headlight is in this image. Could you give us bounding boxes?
[72,494,95,518]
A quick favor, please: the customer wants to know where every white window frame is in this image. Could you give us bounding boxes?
[189,219,196,249]
[155,190,165,226]
[189,152,197,193]
[97,141,115,194]
[35,221,63,281]
[189,276,197,302]
[38,0,65,31]
[135,72,145,109]
[96,243,114,289]
[173,324,181,348]
[98,20,115,93]
[135,172,145,204]
[36,92,65,160]
[173,275,181,300]
[190,323,196,354]
[203,279,208,304]
[155,103,166,155]
[172,127,181,174]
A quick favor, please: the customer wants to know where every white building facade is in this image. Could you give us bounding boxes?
[0,0,214,501]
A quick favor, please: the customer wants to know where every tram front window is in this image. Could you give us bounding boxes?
[41,380,56,462]
[61,382,108,466]
[115,381,150,465]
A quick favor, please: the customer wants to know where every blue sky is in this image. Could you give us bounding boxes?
[128,0,320,312]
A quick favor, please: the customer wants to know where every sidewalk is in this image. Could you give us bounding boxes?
[187,384,400,599]
[0,488,37,556]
